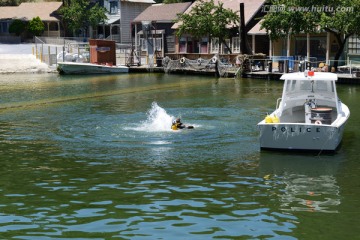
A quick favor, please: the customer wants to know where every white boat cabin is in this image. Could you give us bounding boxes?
[277,71,341,125]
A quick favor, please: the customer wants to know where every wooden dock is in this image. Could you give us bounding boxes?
[243,71,360,84]
[128,65,360,84]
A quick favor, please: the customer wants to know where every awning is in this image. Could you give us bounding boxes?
[105,14,120,25]
[137,30,165,35]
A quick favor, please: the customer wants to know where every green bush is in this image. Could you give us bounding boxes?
[9,19,26,36]
[27,16,45,36]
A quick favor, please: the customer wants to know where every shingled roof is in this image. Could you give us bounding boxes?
[0,2,62,21]
[133,2,192,23]
[172,0,266,29]
[248,21,267,35]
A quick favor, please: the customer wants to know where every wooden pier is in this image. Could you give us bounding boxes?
[243,71,360,84]
[128,65,360,84]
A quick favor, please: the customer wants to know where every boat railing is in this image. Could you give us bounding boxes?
[33,37,92,67]
[333,60,360,76]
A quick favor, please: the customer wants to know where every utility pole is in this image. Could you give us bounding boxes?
[239,3,245,54]
[239,3,251,54]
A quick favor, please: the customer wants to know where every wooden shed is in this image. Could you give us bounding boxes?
[89,39,116,66]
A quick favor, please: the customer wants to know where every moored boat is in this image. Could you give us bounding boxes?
[57,39,129,75]
[57,62,129,75]
[257,71,350,151]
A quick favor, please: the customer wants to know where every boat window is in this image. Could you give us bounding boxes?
[284,79,335,99]
[314,80,328,92]
[299,80,312,91]
[285,80,292,92]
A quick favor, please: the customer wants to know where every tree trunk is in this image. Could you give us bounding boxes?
[220,38,232,54]
[328,31,351,70]
[333,34,346,69]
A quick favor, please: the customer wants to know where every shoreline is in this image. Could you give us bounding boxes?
[0,45,359,84]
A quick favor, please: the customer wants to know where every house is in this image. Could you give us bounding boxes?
[132,2,192,60]
[248,21,354,72]
[171,0,267,56]
[0,0,154,44]
[347,35,360,63]
[251,5,358,70]
[0,2,62,42]
[169,0,352,71]
[95,0,155,44]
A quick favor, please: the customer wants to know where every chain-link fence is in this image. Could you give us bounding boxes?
[34,37,132,67]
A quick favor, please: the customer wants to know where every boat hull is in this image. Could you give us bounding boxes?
[257,72,350,151]
[258,123,346,151]
[57,62,129,75]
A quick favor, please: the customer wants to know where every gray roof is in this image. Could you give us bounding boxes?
[0,2,62,21]
[133,2,192,23]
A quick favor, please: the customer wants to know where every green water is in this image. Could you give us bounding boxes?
[0,73,359,239]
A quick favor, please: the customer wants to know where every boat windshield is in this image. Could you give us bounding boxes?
[284,79,335,98]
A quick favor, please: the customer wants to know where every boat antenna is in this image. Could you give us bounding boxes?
[311,80,314,93]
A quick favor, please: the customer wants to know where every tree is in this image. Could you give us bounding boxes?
[59,0,107,37]
[28,17,45,36]
[261,0,360,67]
[175,0,239,53]
[0,0,18,6]
[9,19,26,36]
[0,0,26,6]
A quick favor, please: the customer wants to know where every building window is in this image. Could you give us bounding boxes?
[140,37,162,52]
[155,38,162,52]
[211,38,219,53]
[49,22,58,31]
[200,37,208,53]
[0,22,8,33]
[222,39,231,54]
[140,38,147,52]
[232,37,240,53]
[294,37,326,60]
[348,35,360,54]
[110,1,118,14]
[179,37,187,53]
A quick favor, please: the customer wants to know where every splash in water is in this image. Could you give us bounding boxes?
[133,102,175,132]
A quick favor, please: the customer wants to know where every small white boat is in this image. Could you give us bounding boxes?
[258,71,350,151]
[57,62,129,75]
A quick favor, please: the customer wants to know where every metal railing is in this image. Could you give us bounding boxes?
[33,36,133,67]
[246,56,357,75]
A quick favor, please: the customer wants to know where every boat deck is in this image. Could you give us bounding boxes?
[280,106,337,124]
